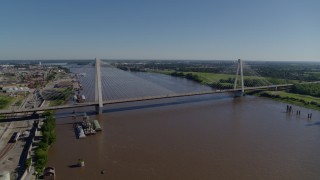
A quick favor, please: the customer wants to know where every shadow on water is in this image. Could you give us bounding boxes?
[68,164,80,168]
[103,94,232,114]
[56,122,77,126]
[72,123,80,139]
[52,94,233,117]
[305,121,320,126]
[55,94,233,119]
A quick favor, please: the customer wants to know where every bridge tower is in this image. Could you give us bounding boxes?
[233,59,245,96]
[95,58,103,114]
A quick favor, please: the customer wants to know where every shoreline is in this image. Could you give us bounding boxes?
[250,91,320,111]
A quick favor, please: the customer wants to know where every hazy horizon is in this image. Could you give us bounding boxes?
[1,58,320,63]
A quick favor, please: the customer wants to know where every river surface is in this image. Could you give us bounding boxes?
[71,66,213,101]
[48,66,320,180]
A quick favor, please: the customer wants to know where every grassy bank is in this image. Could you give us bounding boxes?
[176,72,243,84]
[255,91,320,111]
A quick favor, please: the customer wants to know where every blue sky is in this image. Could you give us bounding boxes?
[0,0,319,61]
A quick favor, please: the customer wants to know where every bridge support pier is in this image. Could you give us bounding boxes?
[95,58,104,114]
[234,91,244,97]
[234,59,245,97]
[95,106,103,114]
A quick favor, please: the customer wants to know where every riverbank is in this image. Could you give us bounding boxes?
[252,91,320,111]
[143,69,320,112]
[148,70,296,89]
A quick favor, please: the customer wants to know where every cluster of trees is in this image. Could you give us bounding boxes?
[254,66,320,81]
[210,82,233,89]
[113,61,236,74]
[291,84,320,97]
[46,71,57,81]
[185,73,202,82]
[3,73,15,77]
[170,71,184,77]
[170,72,202,83]
[34,111,56,173]
[303,73,320,81]
[210,78,234,89]
[209,78,267,89]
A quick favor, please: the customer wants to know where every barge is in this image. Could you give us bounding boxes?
[76,125,86,138]
[92,120,102,131]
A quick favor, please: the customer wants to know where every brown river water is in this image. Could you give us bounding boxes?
[48,67,320,180]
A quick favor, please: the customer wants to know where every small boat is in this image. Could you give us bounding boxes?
[43,167,55,180]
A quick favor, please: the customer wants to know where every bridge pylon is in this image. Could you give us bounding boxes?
[95,58,103,114]
[233,59,245,97]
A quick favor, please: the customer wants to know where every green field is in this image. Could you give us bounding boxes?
[0,95,14,109]
[49,99,66,106]
[183,72,238,84]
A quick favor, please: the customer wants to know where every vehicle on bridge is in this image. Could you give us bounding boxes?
[76,94,86,103]
[11,131,21,143]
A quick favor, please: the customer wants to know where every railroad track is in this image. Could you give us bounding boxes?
[0,142,15,160]
[0,122,12,140]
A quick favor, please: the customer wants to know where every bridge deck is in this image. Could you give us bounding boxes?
[0,84,293,115]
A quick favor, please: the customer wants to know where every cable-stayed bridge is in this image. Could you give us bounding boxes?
[0,59,314,115]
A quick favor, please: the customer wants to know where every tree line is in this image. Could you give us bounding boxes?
[34,110,56,174]
[291,84,320,97]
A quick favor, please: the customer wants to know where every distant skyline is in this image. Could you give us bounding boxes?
[1,0,319,61]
